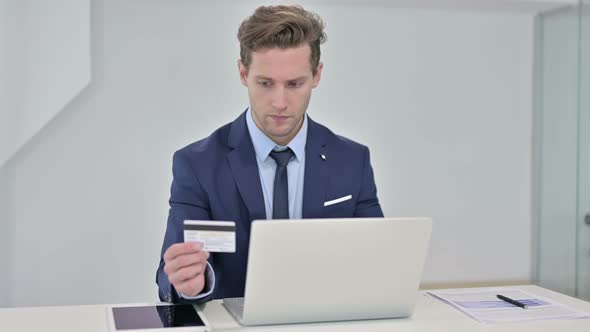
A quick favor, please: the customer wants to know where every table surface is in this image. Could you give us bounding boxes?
[1,285,590,332]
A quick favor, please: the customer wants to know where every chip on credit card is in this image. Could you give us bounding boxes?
[183,220,236,253]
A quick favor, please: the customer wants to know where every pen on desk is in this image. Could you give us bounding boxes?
[497,294,528,309]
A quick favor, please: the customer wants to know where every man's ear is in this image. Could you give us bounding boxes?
[312,62,323,88]
[238,59,248,87]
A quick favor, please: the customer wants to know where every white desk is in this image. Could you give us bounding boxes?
[1,286,589,331]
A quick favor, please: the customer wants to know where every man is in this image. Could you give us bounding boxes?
[156,5,383,304]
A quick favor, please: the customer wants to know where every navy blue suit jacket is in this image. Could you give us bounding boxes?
[156,111,383,303]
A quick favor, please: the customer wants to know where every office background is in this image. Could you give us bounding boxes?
[0,0,586,307]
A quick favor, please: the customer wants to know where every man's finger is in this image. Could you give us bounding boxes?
[167,251,208,272]
[164,242,202,262]
[169,263,206,285]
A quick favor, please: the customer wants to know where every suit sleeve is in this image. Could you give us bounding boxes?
[156,150,215,304]
[354,147,384,218]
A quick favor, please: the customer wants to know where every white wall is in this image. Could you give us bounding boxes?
[0,165,13,308]
[0,0,12,308]
[0,0,16,170]
[0,0,91,167]
[2,0,534,306]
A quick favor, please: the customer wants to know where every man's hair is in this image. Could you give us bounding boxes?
[238,5,326,75]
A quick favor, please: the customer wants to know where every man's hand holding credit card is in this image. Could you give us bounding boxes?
[162,241,210,298]
[183,220,236,253]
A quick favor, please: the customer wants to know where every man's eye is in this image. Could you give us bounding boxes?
[258,81,272,87]
[288,81,302,88]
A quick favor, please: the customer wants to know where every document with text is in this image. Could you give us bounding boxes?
[427,287,590,324]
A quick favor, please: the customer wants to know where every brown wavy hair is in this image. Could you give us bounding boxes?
[238,5,327,75]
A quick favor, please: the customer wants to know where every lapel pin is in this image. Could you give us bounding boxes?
[320,154,326,161]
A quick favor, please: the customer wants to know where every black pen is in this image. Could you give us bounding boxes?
[497,294,528,309]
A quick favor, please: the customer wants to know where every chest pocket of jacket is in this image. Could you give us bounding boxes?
[323,194,355,218]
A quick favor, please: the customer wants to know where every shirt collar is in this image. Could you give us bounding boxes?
[246,107,307,163]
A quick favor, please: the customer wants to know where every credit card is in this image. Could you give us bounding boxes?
[183,220,236,253]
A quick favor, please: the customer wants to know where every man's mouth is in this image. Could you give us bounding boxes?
[270,115,289,121]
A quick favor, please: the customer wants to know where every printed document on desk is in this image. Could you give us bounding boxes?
[427,287,590,324]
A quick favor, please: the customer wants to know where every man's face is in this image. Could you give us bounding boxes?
[238,44,323,146]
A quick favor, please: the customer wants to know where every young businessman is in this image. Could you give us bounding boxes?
[156,5,384,304]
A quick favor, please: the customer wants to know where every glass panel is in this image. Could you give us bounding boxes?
[577,0,590,301]
[537,0,590,300]
[535,5,581,296]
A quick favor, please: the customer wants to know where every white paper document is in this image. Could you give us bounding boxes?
[427,287,590,324]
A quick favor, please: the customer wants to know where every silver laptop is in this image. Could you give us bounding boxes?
[223,217,432,326]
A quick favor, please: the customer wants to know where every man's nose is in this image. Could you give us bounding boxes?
[271,86,287,110]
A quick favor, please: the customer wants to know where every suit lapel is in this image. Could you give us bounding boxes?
[302,117,329,218]
[226,111,266,222]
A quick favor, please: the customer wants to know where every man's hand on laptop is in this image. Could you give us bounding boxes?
[163,242,210,297]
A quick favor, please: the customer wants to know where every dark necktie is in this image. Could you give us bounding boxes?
[270,148,294,219]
